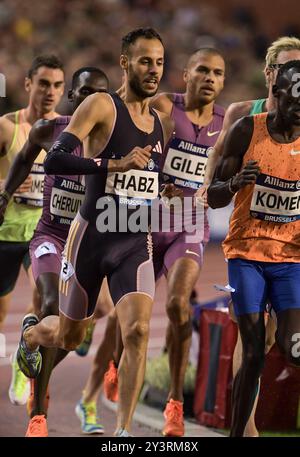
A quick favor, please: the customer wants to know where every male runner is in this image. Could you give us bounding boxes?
[0,55,64,406]
[150,48,225,436]
[0,67,109,436]
[202,36,300,437]
[16,27,173,436]
[208,60,300,437]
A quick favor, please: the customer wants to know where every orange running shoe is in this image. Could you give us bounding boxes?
[25,414,48,437]
[26,379,50,417]
[162,399,184,437]
[103,360,118,402]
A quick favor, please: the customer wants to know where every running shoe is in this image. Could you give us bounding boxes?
[115,428,133,437]
[162,398,184,437]
[103,360,118,402]
[25,414,48,437]
[75,398,104,434]
[16,314,42,379]
[8,350,30,405]
[75,321,96,357]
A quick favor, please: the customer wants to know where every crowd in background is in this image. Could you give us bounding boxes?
[0,0,299,113]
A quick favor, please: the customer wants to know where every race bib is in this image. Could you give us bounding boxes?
[163,138,212,189]
[13,163,44,207]
[60,258,74,282]
[34,241,57,258]
[105,169,159,206]
[50,177,85,225]
[250,173,300,223]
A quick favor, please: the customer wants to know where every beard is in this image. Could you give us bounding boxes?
[128,68,158,99]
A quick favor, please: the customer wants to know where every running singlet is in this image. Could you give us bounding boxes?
[0,110,45,242]
[34,116,85,242]
[163,94,224,191]
[249,98,266,116]
[79,92,164,230]
[223,112,300,263]
[157,93,224,236]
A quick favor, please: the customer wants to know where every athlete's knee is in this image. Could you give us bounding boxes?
[166,295,190,325]
[41,294,59,318]
[123,320,150,348]
[242,349,265,373]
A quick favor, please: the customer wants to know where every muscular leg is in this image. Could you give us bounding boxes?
[113,319,123,365]
[30,273,68,418]
[23,310,93,352]
[81,278,116,403]
[115,293,153,432]
[82,309,117,403]
[26,266,41,316]
[264,313,276,354]
[165,257,199,402]
[230,312,266,437]
[232,331,259,437]
[0,293,11,332]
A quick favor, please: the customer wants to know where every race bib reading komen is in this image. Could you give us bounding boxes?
[105,169,159,206]
[163,138,211,190]
[250,173,300,223]
[13,163,44,207]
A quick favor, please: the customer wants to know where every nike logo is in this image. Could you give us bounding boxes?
[290,149,300,156]
[207,130,220,137]
[185,249,200,257]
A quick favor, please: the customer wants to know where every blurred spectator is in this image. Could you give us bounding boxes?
[0,0,298,113]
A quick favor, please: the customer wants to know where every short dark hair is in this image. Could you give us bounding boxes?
[71,67,109,89]
[187,48,225,68]
[276,59,300,84]
[28,55,64,79]
[121,27,163,54]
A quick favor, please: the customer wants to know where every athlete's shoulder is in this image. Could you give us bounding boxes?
[213,103,225,117]
[2,111,18,123]
[230,114,254,137]
[150,92,174,115]
[0,114,13,127]
[29,118,56,144]
[225,100,255,123]
[81,92,115,116]
[0,114,15,147]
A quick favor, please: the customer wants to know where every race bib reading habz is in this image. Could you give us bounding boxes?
[250,173,300,223]
[163,138,212,190]
[105,169,159,206]
[50,177,85,225]
[13,163,44,207]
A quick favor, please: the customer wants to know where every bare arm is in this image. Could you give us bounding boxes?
[44,93,152,176]
[4,120,54,197]
[203,101,254,187]
[0,117,14,157]
[207,116,260,208]
[150,93,174,116]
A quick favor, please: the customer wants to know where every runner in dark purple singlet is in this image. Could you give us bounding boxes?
[0,67,109,436]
